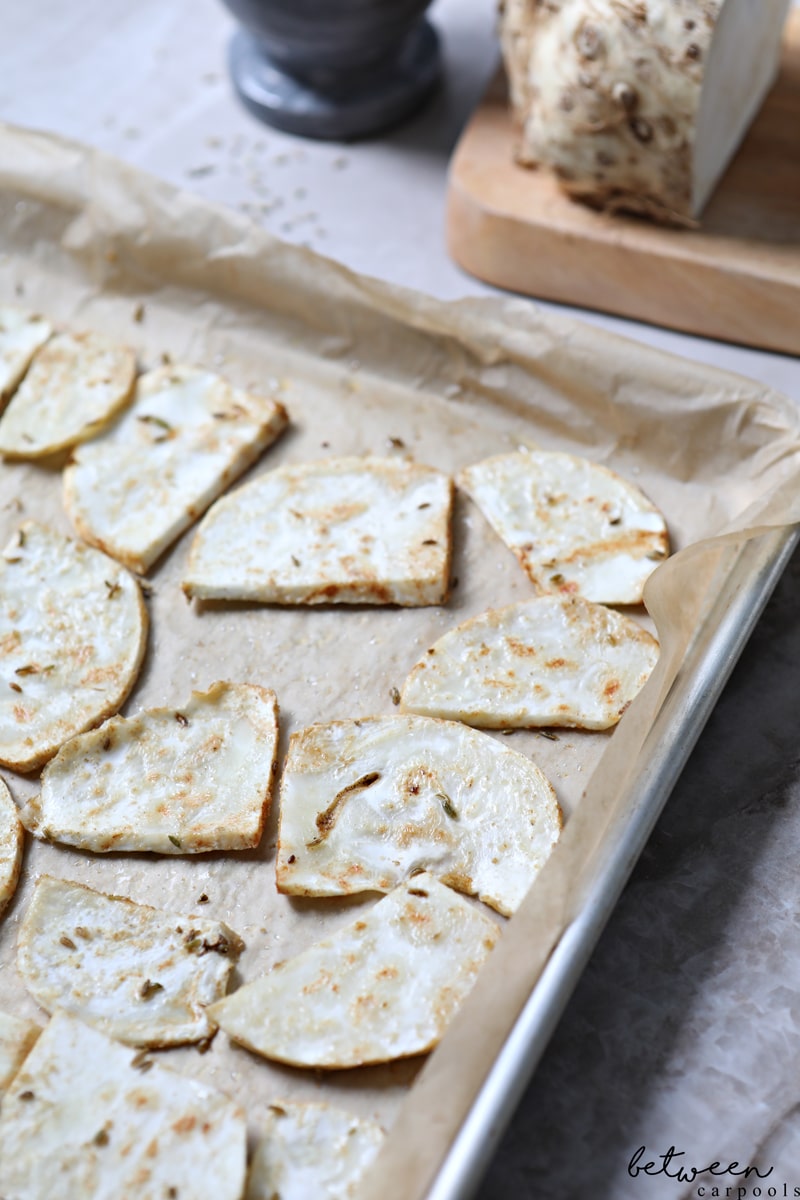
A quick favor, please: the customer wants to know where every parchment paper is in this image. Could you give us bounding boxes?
[0,122,799,1196]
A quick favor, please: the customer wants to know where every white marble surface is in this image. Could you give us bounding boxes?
[2,2,800,1196]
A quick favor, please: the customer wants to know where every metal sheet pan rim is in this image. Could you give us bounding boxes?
[427,524,800,1200]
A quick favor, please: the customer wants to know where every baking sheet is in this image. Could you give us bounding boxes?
[0,121,799,1193]
[383,523,800,1200]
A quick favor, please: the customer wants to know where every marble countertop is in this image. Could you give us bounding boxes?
[3,2,800,1195]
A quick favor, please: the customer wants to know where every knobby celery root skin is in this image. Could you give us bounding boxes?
[500,0,789,226]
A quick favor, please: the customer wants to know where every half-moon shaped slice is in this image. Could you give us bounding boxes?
[63,364,288,573]
[17,876,243,1047]
[458,449,669,604]
[0,522,147,772]
[401,596,659,731]
[0,307,52,410]
[0,330,136,458]
[22,682,279,854]
[276,715,561,916]
[208,874,499,1069]
[182,456,453,606]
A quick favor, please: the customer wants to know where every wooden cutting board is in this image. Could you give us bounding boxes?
[447,9,800,356]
